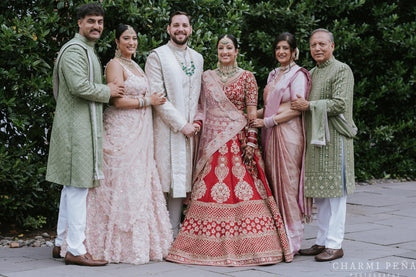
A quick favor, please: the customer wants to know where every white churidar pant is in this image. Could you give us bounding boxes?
[314,137,347,249]
[314,195,347,249]
[55,185,88,256]
[165,193,183,239]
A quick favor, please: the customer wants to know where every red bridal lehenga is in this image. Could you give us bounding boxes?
[166,69,293,266]
[83,60,173,264]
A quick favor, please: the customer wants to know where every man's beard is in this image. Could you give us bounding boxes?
[171,33,189,45]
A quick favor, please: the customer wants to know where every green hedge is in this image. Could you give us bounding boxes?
[1,0,415,230]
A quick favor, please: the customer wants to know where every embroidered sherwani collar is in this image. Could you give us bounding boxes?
[317,56,335,69]
[75,33,95,48]
[167,41,188,53]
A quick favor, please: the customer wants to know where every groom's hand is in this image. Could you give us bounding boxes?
[181,123,196,138]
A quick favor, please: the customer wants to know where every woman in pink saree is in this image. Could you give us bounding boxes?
[251,32,312,255]
[166,35,293,266]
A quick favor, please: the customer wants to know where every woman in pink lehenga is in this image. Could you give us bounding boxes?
[166,35,293,266]
[83,25,173,264]
[251,32,312,255]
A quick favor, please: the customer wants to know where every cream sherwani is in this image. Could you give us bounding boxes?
[145,41,203,237]
[145,41,203,198]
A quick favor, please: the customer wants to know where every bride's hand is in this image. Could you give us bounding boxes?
[250,119,264,128]
[242,145,255,164]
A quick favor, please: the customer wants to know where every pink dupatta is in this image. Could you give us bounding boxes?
[261,65,312,219]
[193,70,247,181]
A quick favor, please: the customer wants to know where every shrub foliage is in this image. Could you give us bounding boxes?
[1,0,415,229]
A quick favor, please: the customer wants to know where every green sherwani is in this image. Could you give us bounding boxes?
[304,56,356,198]
[46,33,110,188]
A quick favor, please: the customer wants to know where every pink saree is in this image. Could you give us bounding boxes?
[262,65,312,254]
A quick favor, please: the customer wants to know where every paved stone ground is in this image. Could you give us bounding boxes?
[1,181,415,277]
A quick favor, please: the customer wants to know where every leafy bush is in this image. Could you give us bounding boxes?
[242,0,416,180]
[1,0,415,230]
[0,1,61,230]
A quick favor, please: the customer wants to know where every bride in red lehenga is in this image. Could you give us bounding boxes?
[166,34,293,266]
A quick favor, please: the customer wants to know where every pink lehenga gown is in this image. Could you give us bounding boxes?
[166,69,293,266]
[84,60,173,264]
[261,64,311,255]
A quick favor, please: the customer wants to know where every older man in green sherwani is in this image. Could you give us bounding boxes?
[291,28,357,262]
[46,3,123,266]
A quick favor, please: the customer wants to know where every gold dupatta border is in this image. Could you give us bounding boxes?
[193,69,248,180]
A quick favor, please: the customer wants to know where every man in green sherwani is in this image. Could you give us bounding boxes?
[291,28,357,262]
[46,3,124,266]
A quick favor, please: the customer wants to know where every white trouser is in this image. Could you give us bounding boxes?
[165,193,184,239]
[315,136,348,249]
[315,195,347,249]
[55,186,88,256]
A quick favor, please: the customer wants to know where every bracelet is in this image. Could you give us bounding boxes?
[193,120,203,130]
[138,97,144,108]
[144,96,151,106]
[247,142,257,148]
[247,127,258,148]
[247,127,258,134]
[264,116,277,128]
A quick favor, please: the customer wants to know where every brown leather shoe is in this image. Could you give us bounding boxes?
[52,246,61,258]
[85,252,109,264]
[315,248,344,262]
[298,244,325,256]
[64,252,108,266]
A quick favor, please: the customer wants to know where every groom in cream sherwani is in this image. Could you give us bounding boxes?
[145,11,203,238]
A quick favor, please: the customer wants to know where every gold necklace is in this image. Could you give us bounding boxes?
[216,63,239,83]
[272,62,296,84]
[280,62,295,72]
[118,56,136,71]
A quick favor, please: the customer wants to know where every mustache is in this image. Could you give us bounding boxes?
[90,29,101,33]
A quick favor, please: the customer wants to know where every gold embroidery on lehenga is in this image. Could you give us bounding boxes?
[254,178,268,199]
[218,144,228,155]
[211,182,230,203]
[192,163,211,200]
[230,138,240,155]
[235,180,254,200]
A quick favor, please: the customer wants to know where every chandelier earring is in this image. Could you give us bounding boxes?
[115,45,121,58]
[233,54,238,67]
[293,47,299,61]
